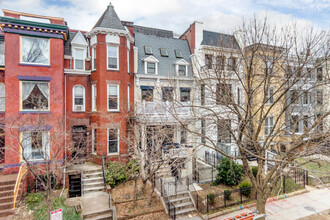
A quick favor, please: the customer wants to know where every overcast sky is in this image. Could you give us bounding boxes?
[1,0,329,34]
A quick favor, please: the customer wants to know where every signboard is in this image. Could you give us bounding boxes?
[50,209,62,220]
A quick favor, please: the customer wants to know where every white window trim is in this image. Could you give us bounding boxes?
[92,128,96,155]
[92,47,96,71]
[72,85,85,112]
[127,85,130,111]
[107,84,120,112]
[20,81,50,112]
[0,83,5,111]
[21,131,50,162]
[142,56,159,75]
[92,84,97,111]
[0,41,5,66]
[266,87,274,104]
[107,128,119,155]
[176,65,188,77]
[127,49,130,73]
[73,47,86,71]
[265,116,274,136]
[20,36,50,65]
[107,45,119,71]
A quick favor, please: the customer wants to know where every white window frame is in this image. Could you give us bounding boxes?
[107,45,119,71]
[21,131,50,162]
[20,81,50,111]
[127,49,130,73]
[92,47,96,71]
[0,83,4,111]
[72,85,85,112]
[107,84,120,112]
[145,62,157,74]
[177,65,188,77]
[266,87,274,104]
[127,85,130,111]
[107,128,119,155]
[20,36,50,65]
[74,48,85,70]
[92,84,97,111]
[0,41,4,66]
[264,116,274,136]
[92,128,97,154]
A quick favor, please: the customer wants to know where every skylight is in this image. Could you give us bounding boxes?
[175,49,183,58]
[160,48,168,57]
[144,46,153,55]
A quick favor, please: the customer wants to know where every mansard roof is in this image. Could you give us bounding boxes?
[135,32,192,77]
[202,30,239,49]
[93,3,125,31]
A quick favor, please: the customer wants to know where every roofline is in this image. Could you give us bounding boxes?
[133,24,173,34]
[135,31,190,42]
[0,16,68,30]
[69,29,88,34]
[3,9,64,22]
[180,21,203,39]
[86,27,134,43]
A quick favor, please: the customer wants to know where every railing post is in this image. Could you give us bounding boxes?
[283,175,286,194]
[295,169,296,183]
[240,189,242,204]
[207,194,209,212]
[160,178,163,197]
[224,190,226,207]
[211,165,213,182]
[306,171,308,185]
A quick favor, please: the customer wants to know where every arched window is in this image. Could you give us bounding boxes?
[0,83,5,111]
[73,85,85,112]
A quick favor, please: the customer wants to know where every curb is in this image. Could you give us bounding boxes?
[202,188,309,219]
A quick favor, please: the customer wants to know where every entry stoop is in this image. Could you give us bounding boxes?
[168,191,196,217]
[82,192,113,220]
[83,168,105,195]
[0,174,19,218]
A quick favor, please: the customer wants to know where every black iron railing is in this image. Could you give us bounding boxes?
[102,154,106,190]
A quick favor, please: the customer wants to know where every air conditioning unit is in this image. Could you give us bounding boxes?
[75,105,84,111]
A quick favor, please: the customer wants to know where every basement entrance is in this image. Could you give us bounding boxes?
[69,174,81,197]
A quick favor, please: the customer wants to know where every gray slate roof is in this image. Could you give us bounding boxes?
[135,32,192,77]
[64,31,87,56]
[93,4,125,30]
[133,25,173,38]
[202,30,239,49]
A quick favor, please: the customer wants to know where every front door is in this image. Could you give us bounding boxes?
[72,126,88,160]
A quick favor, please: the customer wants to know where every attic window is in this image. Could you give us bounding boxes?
[175,49,183,58]
[144,46,153,55]
[160,48,168,57]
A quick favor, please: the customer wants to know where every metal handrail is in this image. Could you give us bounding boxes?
[81,161,84,196]
[102,154,106,190]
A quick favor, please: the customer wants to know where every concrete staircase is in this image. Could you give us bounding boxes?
[82,192,113,220]
[0,174,17,218]
[168,191,195,217]
[156,164,172,178]
[83,168,105,195]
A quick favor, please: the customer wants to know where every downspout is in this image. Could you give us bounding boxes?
[60,69,67,196]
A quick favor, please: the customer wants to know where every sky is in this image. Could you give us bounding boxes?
[0,0,329,35]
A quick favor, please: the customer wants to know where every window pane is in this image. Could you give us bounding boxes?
[142,89,153,101]
[22,82,49,110]
[75,49,84,59]
[75,60,84,70]
[108,129,118,153]
[109,85,117,95]
[21,37,49,64]
[22,131,48,161]
[178,65,186,76]
[74,86,84,96]
[108,46,117,58]
[180,90,190,102]
[0,42,4,66]
[108,57,117,69]
[162,88,173,102]
[160,48,168,57]
[147,62,155,74]
[175,49,183,58]
[144,46,153,55]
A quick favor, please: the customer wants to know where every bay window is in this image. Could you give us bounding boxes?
[21,81,49,111]
[21,36,49,65]
[107,45,118,70]
[107,84,119,111]
[108,128,119,154]
[21,131,49,161]
[73,85,85,112]
[92,47,96,70]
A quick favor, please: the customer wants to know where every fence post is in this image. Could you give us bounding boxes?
[224,190,226,208]
[160,178,163,197]
[306,171,308,185]
[295,169,296,183]
[211,165,213,182]
[207,194,209,212]
[303,171,306,187]
[283,175,286,194]
[240,190,242,204]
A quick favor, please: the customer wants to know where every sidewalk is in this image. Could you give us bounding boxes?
[212,187,330,220]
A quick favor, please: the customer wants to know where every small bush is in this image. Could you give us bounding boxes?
[105,161,129,187]
[127,159,139,175]
[239,180,252,197]
[214,158,243,186]
[207,193,215,205]
[25,193,44,211]
[224,189,232,200]
[252,166,258,177]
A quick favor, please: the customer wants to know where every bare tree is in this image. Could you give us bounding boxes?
[170,16,330,216]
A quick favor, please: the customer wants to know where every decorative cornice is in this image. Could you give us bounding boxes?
[64,69,91,75]
[86,27,134,43]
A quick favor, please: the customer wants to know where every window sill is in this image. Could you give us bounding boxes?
[19,111,50,114]
[19,63,51,68]
[107,110,120,113]
[0,111,4,114]
[72,111,86,113]
[107,153,119,156]
[107,69,119,72]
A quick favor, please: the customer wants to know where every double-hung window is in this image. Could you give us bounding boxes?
[127,85,130,111]
[178,65,187,76]
[264,117,274,136]
[205,55,212,69]
[74,48,84,70]
[228,57,236,71]
[108,128,119,154]
[92,47,96,70]
[107,84,119,111]
[21,131,49,161]
[0,41,4,66]
[290,115,299,133]
[147,62,156,74]
[216,83,232,105]
[303,91,310,105]
[217,119,231,143]
[180,125,187,144]
[180,88,190,102]
[21,36,49,65]
[21,81,49,111]
[266,88,274,104]
[0,83,4,111]
[73,85,85,111]
[127,49,130,73]
[141,88,153,102]
[107,45,118,70]
[162,87,173,102]
[92,84,97,111]
[201,84,205,105]
[317,91,323,105]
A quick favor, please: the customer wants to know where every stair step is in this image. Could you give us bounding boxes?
[0,196,13,203]
[169,196,191,203]
[84,186,105,193]
[0,184,15,192]
[172,201,193,209]
[84,182,104,186]
[84,169,103,174]
[175,207,195,216]
[84,177,104,183]
[0,180,16,186]
[84,173,103,178]
[83,209,111,219]
[0,202,14,211]
[0,208,14,218]
[0,190,13,197]
[85,212,113,220]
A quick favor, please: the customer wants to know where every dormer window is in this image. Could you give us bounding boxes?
[147,63,156,74]
[178,65,186,76]
[74,48,85,70]
[174,59,189,76]
[142,56,159,75]
[160,48,168,57]
[144,46,153,55]
[175,49,183,58]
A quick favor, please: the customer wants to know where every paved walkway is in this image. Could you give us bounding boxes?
[212,187,330,220]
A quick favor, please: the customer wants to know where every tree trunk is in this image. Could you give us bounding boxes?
[256,191,267,220]
[147,179,154,205]
[133,177,138,206]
